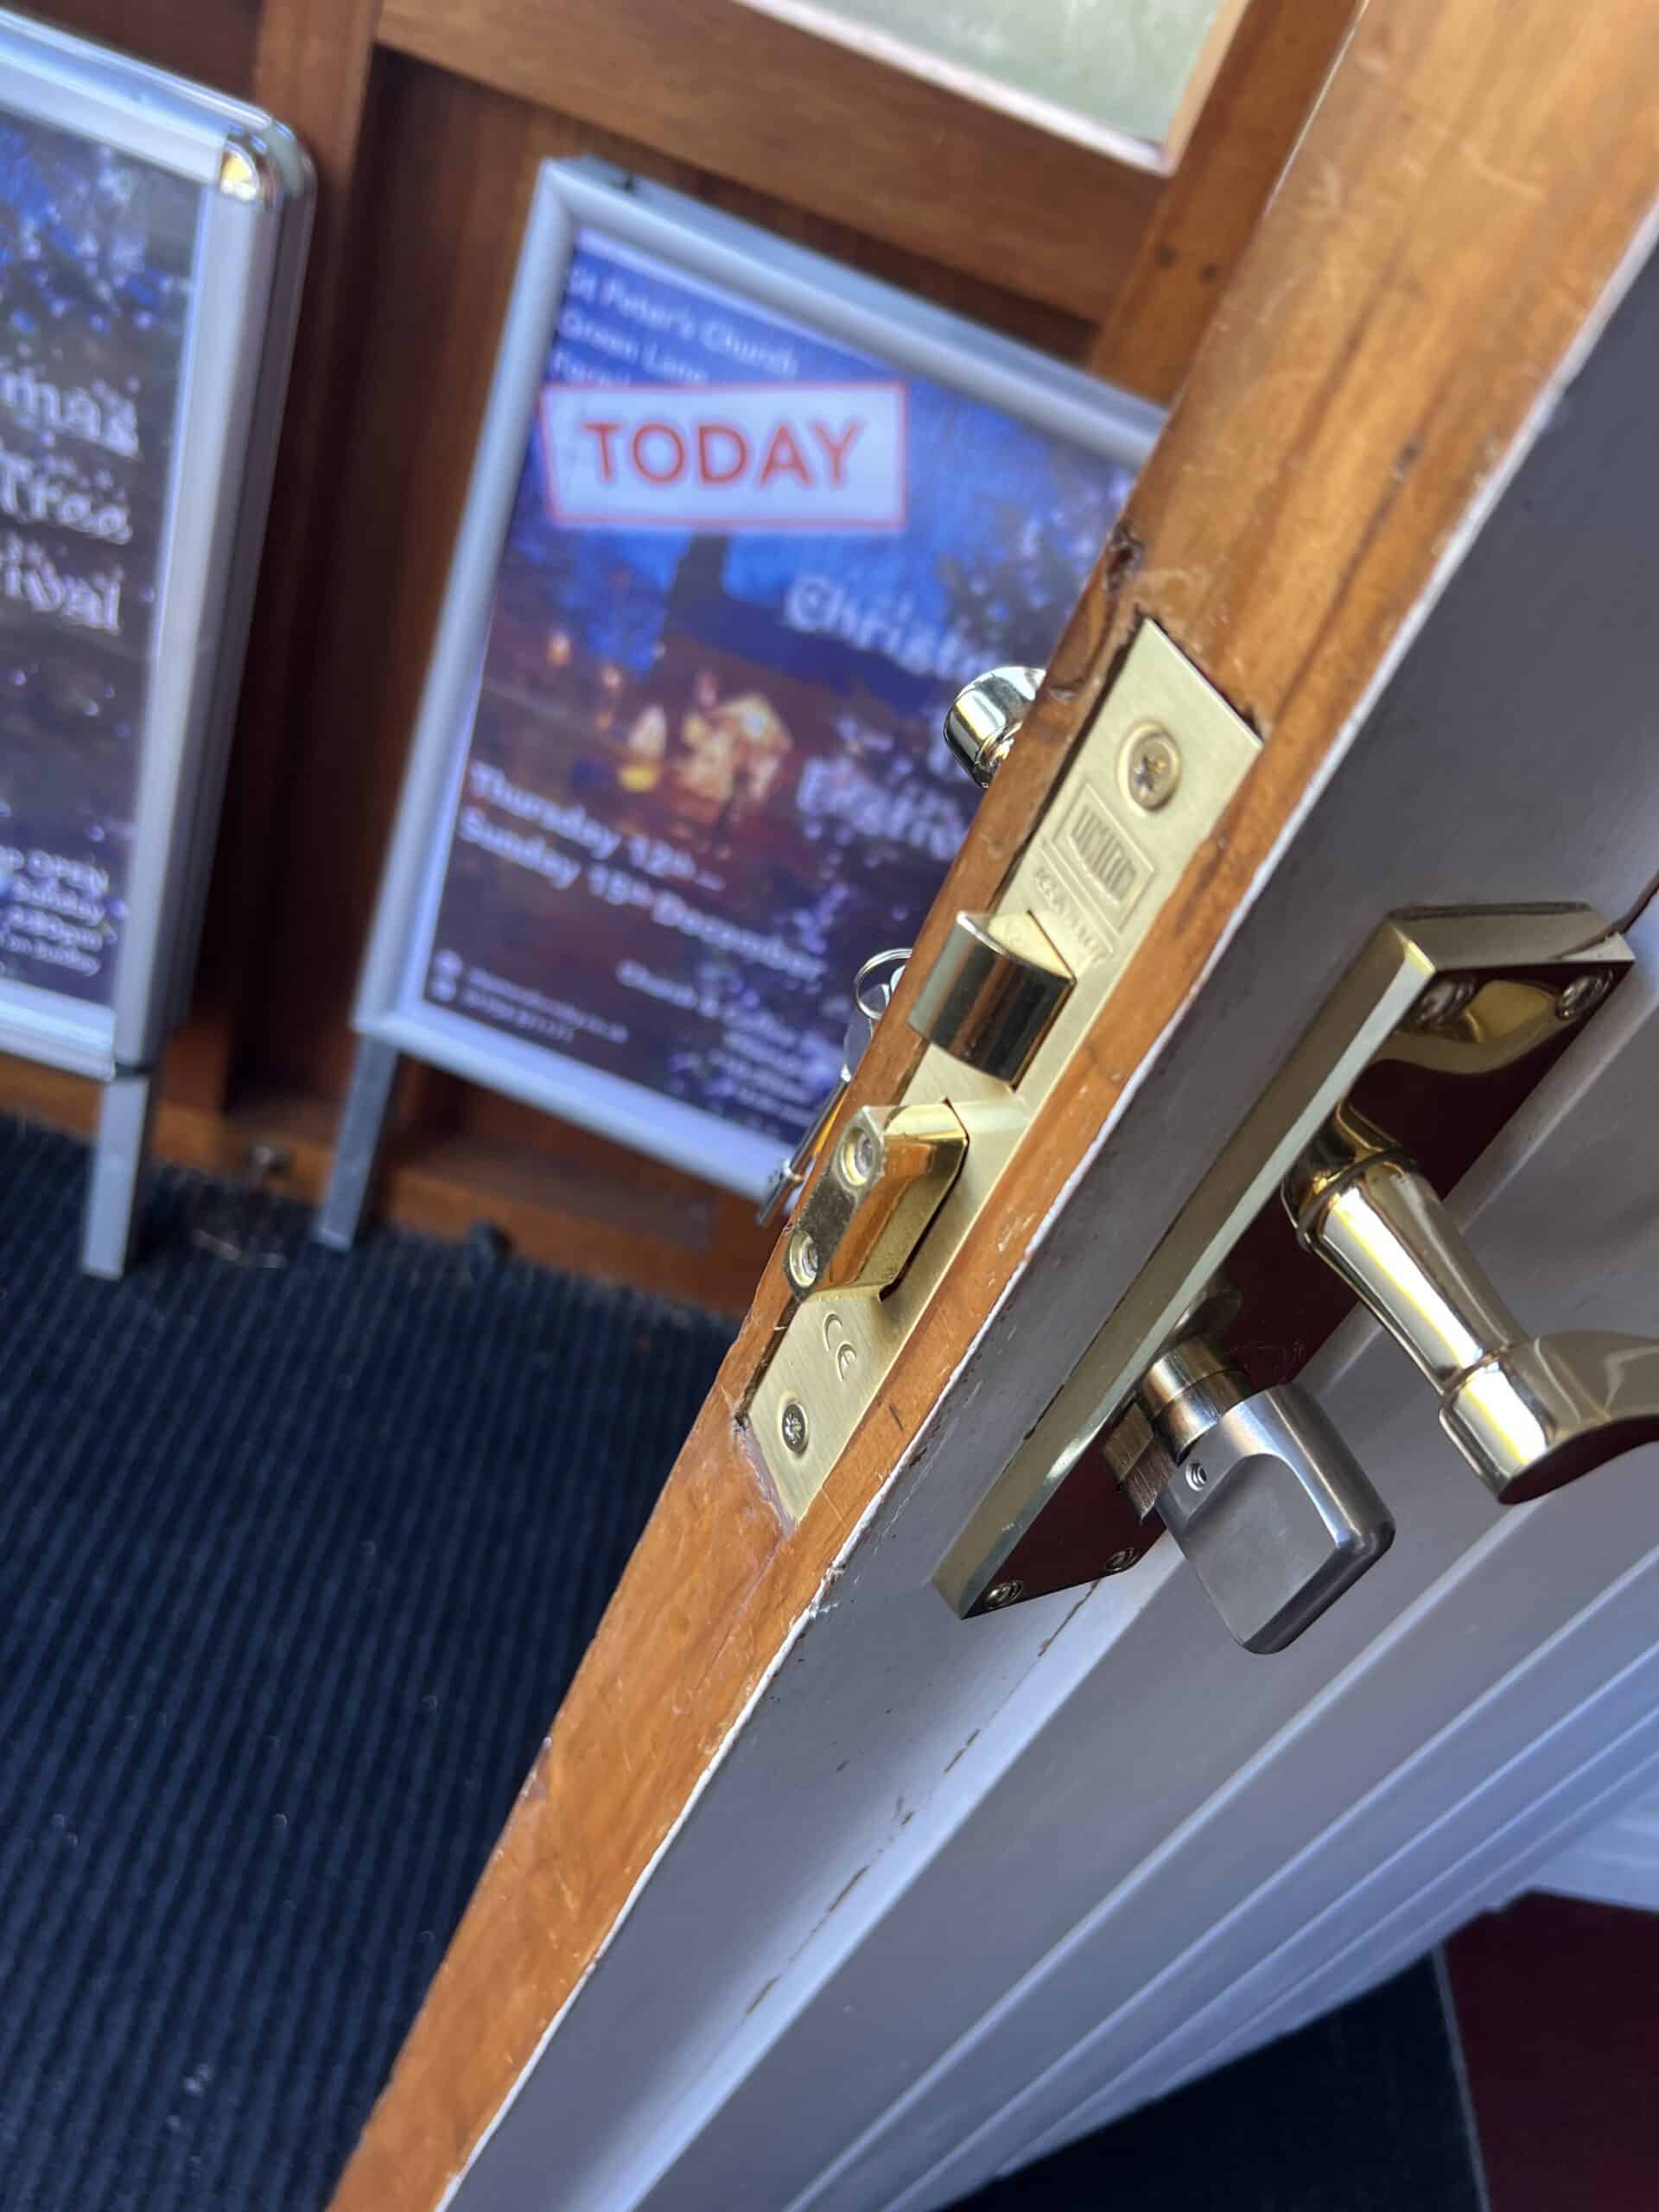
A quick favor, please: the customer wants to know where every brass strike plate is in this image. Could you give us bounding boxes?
[936,905,1631,1616]
[743,623,1263,1522]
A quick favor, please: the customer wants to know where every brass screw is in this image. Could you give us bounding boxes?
[982,1579,1024,1610]
[787,1229,821,1290]
[840,1127,878,1185]
[780,1399,810,1455]
[1557,972,1611,1023]
[1124,726,1181,810]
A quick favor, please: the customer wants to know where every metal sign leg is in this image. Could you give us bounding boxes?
[315,1037,402,1251]
[82,1068,157,1280]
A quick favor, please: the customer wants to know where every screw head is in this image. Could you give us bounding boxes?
[779,1399,810,1455]
[982,1579,1024,1610]
[1414,976,1476,1029]
[1103,1548,1139,1575]
[1123,725,1181,810]
[787,1229,820,1290]
[1185,1462,1209,1492]
[1557,971,1611,1023]
[840,1126,879,1185]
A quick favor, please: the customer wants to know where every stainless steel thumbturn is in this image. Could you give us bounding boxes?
[1286,1102,1659,1503]
[1108,1292,1394,1653]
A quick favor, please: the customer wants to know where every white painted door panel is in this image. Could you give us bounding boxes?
[453,246,1659,2212]
[1538,1781,1659,1910]
[457,918,1659,2212]
[830,943,1659,2210]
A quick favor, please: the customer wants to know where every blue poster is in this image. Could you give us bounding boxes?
[0,108,199,1006]
[418,230,1135,1155]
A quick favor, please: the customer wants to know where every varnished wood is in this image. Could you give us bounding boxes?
[374,0,1161,321]
[1159,0,1256,165]
[177,0,386,1107]
[1089,0,1357,403]
[29,0,257,91]
[2,1056,770,1311]
[328,2,1659,2202]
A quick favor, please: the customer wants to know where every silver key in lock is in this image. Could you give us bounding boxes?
[756,946,910,1226]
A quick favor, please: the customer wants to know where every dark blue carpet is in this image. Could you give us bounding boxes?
[0,1118,1484,2212]
[963,1958,1484,2209]
[0,1117,733,2211]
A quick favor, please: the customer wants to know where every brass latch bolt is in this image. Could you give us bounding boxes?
[785,1102,968,1300]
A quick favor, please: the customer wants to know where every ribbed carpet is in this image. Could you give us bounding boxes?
[0,1118,734,2212]
[0,1119,1485,2212]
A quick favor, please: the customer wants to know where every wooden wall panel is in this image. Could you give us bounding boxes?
[31,0,258,93]
[375,0,1161,321]
[185,0,389,1103]
[4,0,1338,1303]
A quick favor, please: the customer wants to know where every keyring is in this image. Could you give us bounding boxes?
[854,946,911,1021]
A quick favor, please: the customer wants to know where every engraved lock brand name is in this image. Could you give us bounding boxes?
[1059,788,1152,924]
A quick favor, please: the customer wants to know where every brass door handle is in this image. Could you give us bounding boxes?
[934,905,1641,1639]
[1286,1103,1659,1503]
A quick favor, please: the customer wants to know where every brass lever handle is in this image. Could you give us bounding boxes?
[1285,1103,1659,1503]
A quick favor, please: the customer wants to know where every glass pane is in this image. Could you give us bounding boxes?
[739,0,1233,156]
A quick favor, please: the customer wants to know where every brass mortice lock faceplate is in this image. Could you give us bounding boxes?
[742,623,1263,1522]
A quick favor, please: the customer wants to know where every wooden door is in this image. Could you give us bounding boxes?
[329,2,1659,2205]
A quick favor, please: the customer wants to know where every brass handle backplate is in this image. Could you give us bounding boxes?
[938,906,1635,1619]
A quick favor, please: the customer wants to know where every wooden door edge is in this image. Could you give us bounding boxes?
[330,4,1659,2203]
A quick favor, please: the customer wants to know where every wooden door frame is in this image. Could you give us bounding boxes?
[329,0,1659,2202]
